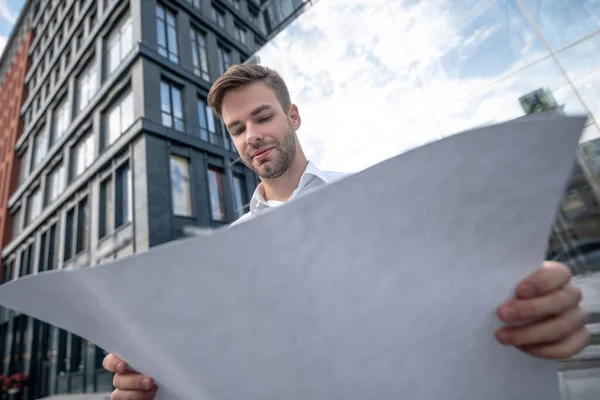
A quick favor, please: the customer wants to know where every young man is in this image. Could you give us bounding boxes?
[103,65,590,400]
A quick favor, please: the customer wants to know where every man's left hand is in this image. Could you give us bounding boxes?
[495,261,591,359]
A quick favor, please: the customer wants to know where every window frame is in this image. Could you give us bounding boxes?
[106,13,133,76]
[169,155,193,217]
[71,131,95,180]
[63,196,89,262]
[26,186,43,225]
[217,45,232,75]
[45,162,65,205]
[190,27,210,81]
[160,80,185,132]
[76,59,99,112]
[104,89,134,148]
[156,3,179,63]
[207,166,227,222]
[52,96,71,144]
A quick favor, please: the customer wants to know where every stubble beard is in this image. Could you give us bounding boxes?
[244,128,297,180]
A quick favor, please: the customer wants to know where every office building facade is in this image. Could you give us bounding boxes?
[0,0,274,398]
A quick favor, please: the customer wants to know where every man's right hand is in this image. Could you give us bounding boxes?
[103,353,158,400]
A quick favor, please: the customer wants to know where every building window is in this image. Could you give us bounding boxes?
[169,155,192,216]
[249,8,259,24]
[212,6,225,28]
[18,244,33,278]
[232,174,248,218]
[3,259,14,282]
[156,4,178,63]
[53,67,60,86]
[66,11,74,32]
[72,132,95,178]
[115,162,131,228]
[18,152,29,185]
[68,334,86,373]
[38,224,57,272]
[26,187,42,224]
[207,167,226,221]
[107,15,133,75]
[99,177,112,238]
[32,127,49,169]
[64,197,89,261]
[160,80,184,132]
[190,28,210,81]
[43,81,50,100]
[217,45,231,75]
[186,0,200,8]
[46,163,65,204]
[88,7,97,32]
[100,162,132,238]
[235,25,247,45]
[105,90,134,147]
[57,329,68,374]
[77,60,98,112]
[52,97,70,144]
[233,0,241,11]
[75,28,84,52]
[197,98,222,145]
[63,49,71,71]
[11,208,22,240]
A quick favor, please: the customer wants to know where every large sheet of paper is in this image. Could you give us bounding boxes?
[0,115,587,400]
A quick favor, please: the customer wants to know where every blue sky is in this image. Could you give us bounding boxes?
[256,0,600,173]
[0,0,597,173]
[0,0,25,57]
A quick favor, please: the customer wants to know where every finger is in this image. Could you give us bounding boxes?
[103,354,128,373]
[496,307,588,346]
[113,372,155,391]
[515,261,571,299]
[517,326,591,360]
[497,284,582,323]
[110,386,158,400]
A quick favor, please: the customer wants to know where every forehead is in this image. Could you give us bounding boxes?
[221,82,280,122]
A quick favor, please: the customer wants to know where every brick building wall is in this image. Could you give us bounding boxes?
[0,31,32,253]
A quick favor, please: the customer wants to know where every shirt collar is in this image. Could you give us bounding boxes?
[249,161,330,214]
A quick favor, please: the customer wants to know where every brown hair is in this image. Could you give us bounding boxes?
[208,64,291,119]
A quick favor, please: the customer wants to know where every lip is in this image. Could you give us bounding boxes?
[251,147,274,161]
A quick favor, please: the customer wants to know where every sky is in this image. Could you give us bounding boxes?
[0,0,598,174]
[255,0,600,173]
[0,0,25,58]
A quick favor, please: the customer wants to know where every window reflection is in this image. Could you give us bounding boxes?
[520,0,600,51]
[254,0,600,273]
[207,167,226,221]
[170,155,193,217]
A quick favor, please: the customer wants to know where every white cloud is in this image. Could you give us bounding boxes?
[0,0,17,24]
[256,0,600,173]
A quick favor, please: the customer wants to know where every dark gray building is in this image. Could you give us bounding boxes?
[0,0,274,398]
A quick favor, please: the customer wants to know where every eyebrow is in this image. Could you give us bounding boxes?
[227,105,274,130]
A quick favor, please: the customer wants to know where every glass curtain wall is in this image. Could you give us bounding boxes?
[254,0,600,274]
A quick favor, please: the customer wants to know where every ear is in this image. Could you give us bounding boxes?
[287,104,302,130]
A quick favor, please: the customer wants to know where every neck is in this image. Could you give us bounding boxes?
[261,150,308,202]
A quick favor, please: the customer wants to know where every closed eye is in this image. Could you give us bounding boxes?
[232,127,245,136]
[258,115,273,123]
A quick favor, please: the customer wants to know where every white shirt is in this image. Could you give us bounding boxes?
[231,161,349,226]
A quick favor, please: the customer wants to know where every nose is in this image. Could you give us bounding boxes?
[245,122,264,146]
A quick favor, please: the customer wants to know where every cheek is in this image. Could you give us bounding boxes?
[267,119,290,139]
[233,139,246,154]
